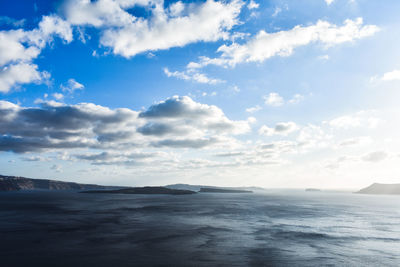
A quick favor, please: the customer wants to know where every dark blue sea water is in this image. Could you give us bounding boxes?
[0,190,399,266]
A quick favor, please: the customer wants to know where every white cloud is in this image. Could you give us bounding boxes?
[324,155,358,169]
[169,1,185,17]
[65,0,137,27]
[338,136,372,147]
[232,85,240,93]
[247,0,259,10]
[163,67,224,85]
[247,116,257,124]
[272,7,282,17]
[246,105,262,113]
[65,0,243,58]
[37,15,73,43]
[297,124,332,149]
[362,151,388,163]
[329,115,361,129]
[288,94,304,104]
[51,164,63,172]
[60,78,85,93]
[325,0,335,5]
[0,15,72,93]
[0,63,47,93]
[0,31,40,66]
[325,150,389,170]
[0,15,72,67]
[259,121,299,136]
[264,92,284,106]
[318,54,330,60]
[52,92,64,100]
[200,91,217,97]
[189,18,379,68]
[260,93,304,107]
[328,111,380,129]
[381,69,400,81]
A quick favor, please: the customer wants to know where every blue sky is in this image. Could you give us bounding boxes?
[1,0,400,189]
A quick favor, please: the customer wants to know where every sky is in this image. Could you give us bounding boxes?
[1,0,400,189]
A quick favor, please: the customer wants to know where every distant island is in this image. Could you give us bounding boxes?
[357,183,400,195]
[81,187,196,195]
[0,175,122,191]
[199,188,252,193]
[305,188,321,192]
[166,183,263,192]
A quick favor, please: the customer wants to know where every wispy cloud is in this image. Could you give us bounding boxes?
[60,78,84,93]
[187,18,379,68]
[246,105,262,113]
[0,16,26,27]
[163,68,224,85]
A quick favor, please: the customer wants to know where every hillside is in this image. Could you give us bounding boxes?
[0,175,122,191]
[81,187,196,195]
[357,183,400,195]
[166,183,264,192]
[199,188,252,193]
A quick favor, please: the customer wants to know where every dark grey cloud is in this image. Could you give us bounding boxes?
[0,135,91,153]
[0,96,249,154]
[138,122,179,136]
[215,152,245,157]
[139,96,213,118]
[275,123,293,132]
[75,152,111,161]
[152,138,218,149]
[73,151,167,166]
[18,104,131,130]
[260,144,275,150]
[96,131,135,142]
[0,101,137,153]
[257,141,297,155]
[139,96,249,136]
[75,151,156,161]
[20,155,46,162]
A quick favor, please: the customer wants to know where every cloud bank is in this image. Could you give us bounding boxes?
[0,96,250,153]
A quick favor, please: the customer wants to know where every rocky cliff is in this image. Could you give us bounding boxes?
[0,175,121,191]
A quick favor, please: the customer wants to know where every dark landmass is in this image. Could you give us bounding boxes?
[81,187,196,195]
[305,188,321,192]
[357,183,400,195]
[0,175,123,191]
[199,187,252,193]
[166,183,263,192]
[0,174,258,195]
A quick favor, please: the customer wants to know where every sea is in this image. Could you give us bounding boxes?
[0,190,399,266]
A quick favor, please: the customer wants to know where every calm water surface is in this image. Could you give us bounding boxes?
[0,191,399,266]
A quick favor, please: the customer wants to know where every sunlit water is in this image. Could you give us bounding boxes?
[0,190,399,266]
